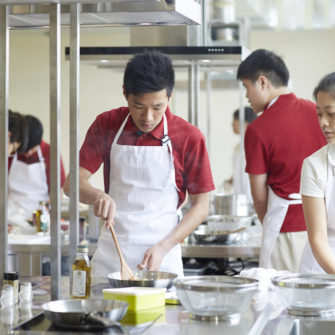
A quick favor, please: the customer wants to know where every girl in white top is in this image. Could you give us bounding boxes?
[300,72,335,273]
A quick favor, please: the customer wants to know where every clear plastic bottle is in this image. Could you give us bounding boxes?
[71,242,91,299]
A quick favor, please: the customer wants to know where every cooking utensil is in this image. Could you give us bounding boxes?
[175,275,258,322]
[107,271,177,289]
[214,193,254,216]
[107,221,135,280]
[272,273,335,317]
[42,298,128,331]
[193,225,245,244]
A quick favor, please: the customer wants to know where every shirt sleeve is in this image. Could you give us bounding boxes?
[300,157,325,198]
[184,132,215,194]
[244,125,268,174]
[60,156,66,188]
[80,115,107,174]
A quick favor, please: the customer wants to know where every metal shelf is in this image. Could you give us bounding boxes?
[0,0,201,28]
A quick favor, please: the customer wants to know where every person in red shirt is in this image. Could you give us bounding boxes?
[64,51,215,277]
[237,49,326,271]
[8,114,66,223]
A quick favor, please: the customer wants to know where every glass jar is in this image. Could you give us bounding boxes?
[3,272,19,304]
[71,242,91,299]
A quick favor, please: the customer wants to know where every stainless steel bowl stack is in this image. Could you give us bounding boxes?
[175,275,258,323]
[193,214,252,245]
[272,274,335,317]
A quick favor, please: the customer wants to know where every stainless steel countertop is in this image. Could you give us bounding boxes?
[182,225,261,259]
[8,226,262,259]
[2,276,335,335]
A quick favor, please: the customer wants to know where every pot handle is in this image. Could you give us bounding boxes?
[86,312,124,333]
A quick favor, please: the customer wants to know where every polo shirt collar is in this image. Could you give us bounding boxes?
[264,93,295,111]
[127,106,171,140]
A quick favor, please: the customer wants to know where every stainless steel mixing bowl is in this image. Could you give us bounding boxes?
[272,273,335,317]
[107,270,177,289]
[175,275,258,321]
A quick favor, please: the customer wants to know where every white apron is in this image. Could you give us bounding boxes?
[8,147,49,219]
[259,187,302,268]
[232,143,252,202]
[92,113,183,277]
[300,148,335,273]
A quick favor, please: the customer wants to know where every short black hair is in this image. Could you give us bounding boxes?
[123,51,174,97]
[237,49,289,87]
[233,107,257,124]
[25,115,43,151]
[8,109,29,153]
[313,72,335,100]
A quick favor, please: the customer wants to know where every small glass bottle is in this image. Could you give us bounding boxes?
[71,242,91,299]
[3,272,19,304]
[35,201,50,233]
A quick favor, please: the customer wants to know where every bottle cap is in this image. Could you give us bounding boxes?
[78,240,88,252]
[4,272,19,281]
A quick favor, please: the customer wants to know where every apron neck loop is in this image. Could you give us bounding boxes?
[161,114,170,146]
[327,146,335,177]
[37,146,43,162]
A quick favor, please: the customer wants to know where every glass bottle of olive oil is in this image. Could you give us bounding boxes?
[71,242,91,299]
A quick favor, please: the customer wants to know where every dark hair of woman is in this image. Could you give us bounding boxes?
[8,109,29,153]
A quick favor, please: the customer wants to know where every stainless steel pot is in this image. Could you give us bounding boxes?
[107,270,177,289]
[42,299,128,331]
[214,193,253,216]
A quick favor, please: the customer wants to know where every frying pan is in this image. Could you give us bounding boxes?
[193,225,245,244]
[42,298,128,331]
[107,271,177,289]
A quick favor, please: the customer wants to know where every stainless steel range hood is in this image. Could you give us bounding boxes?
[65,45,248,66]
[0,0,201,28]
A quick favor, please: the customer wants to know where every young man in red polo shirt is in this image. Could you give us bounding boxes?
[237,49,326,271]
[64,51,215,277]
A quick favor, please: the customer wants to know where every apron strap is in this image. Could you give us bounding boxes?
[112,114,130,146]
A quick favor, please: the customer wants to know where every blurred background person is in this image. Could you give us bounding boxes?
[8,114,66,233]
[224,106,257,203]
[300,72,335,273]
[237,49,326,271]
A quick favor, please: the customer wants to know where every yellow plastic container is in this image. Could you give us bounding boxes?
[121,306,166,325]
[103,287,166,312]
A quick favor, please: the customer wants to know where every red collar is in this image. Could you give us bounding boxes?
[125,106,171,140]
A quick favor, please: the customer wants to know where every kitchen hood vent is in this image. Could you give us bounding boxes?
[65,45,248,66]
[0,0,201,28]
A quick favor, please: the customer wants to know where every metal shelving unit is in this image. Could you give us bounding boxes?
[0,0,201,299]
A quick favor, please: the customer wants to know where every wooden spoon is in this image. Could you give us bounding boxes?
[106,221,135,280]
